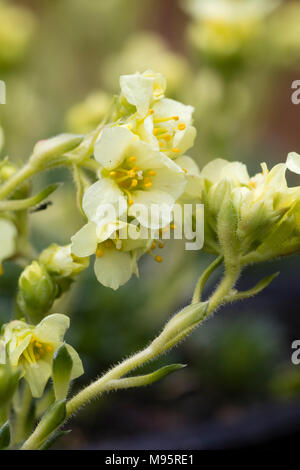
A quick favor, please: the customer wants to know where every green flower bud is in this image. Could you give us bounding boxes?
[0,162,17,182]
[16,261,57,324]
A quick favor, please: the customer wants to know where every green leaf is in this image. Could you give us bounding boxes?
[23,400,66,450]
[53,344,73,400]
[0,183,60,212]
[226,272,280,302]
[106,364,186,391]
[0,421,10,449]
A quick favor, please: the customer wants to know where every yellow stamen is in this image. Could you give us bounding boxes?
[148,170,156,176]
[144,182,152,189]
[128,156,136,163]
[109,171,117,177]
[154,115,179,123]
[129,199,134,205]
[131,179,138,188]
[158,242,164,249]
[178,123,186,130]
[172,148,180,153]
[170,223,176,229]
[155,255,163,263]
[151,242,156,250]
[249,181,256,189]
[105,240,113,248]
[46,345,53,353]
[163,134,172,142]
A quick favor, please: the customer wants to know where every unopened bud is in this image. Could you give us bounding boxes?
[16,261,57,324]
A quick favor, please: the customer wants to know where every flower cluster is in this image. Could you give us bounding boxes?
[71,71,199,290]
[200,152,300,263]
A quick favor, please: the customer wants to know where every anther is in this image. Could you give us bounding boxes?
[131,179,138,187]
[96,247,104,258]
[155,255,163,263]
[178,123,186,130]
[109,171,117,177]
[172,148,180,153]
[144,182,152,189]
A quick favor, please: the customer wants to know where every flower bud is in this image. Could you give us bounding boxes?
[31,133,83,164]
[16,261,57,324]
[0,162,17,182]
[39,244,89,278]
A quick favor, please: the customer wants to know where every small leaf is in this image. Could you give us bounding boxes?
[0,183,60,212]
[226,272,280,302]
[53,344,73,400]
[39,429,71,450]
[0,421,10,449]
[106,364,186,391]
[22,400,66,450]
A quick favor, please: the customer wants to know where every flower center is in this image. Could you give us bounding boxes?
[20,336,53,365]
[103,156,157,206]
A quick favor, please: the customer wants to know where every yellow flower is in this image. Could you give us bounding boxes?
[0,314,83,398]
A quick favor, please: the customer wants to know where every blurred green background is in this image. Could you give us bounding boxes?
[1,0,300,449]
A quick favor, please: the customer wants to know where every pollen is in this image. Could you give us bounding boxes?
[172,148,180,153]
[131,178,138,187]
[144,182,152,189]
[129,199,134,205]
[109,171,117,177]
[163,134,172,142]
[178,123,186,130]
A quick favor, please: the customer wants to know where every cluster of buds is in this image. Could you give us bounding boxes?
[199,152,300,265]
[71,70,200,290]
[17,245,89,324]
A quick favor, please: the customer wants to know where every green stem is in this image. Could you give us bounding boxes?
[192,256,223,304]
[22,264,242,450]
[208,263,241,313]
